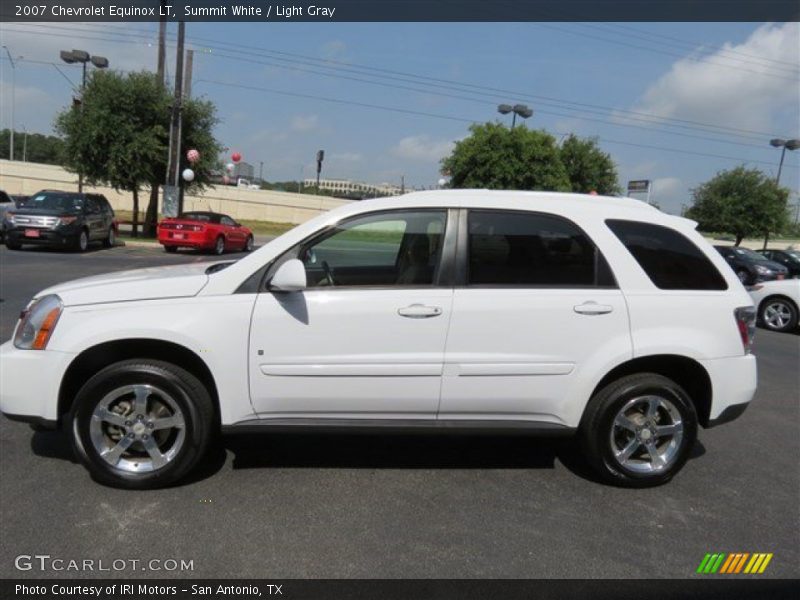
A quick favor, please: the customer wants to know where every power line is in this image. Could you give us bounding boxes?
[197,78,798,171]
[7,22,793,142]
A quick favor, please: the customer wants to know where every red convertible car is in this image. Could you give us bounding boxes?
[158,211,254,255]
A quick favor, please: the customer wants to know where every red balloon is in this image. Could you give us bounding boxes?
[231,152,242,163]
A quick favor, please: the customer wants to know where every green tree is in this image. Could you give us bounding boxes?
[0,129,65,164]
[441,123,571,191]
[559,134,620,195]
[686,166,789,246]
[55,70,221,237]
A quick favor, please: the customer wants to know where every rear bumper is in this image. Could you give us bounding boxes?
[158,230,213,249]
[699,354,757,425]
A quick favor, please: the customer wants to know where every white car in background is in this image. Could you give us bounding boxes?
[0,191,758,489]
[748,279,800,333]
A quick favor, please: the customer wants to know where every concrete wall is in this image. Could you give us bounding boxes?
[0,160,352,224]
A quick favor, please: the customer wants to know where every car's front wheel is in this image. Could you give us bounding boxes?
[74,229,89,252]
[69,360,215,489]
[759,296,799,333]
[244,235,254,252]
[579,373,697,487]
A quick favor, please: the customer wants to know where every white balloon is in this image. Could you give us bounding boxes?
[438,178,447,186]
[182,168,195,182]
[226,163,235,172]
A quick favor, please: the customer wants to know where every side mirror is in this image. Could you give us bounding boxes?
[269,259,307,292]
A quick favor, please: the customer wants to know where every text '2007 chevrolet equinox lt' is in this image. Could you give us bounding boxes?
[0,191,757,489]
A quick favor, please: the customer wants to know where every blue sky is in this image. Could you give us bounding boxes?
[1,21,798,214]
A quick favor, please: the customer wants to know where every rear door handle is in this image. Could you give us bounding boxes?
[574,301,614,315]
[398,304,443,318]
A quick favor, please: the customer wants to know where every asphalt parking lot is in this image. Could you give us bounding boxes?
[0,243,797,579]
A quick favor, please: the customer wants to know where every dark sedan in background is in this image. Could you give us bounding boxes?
[714,245,788,285]
[759,249,800,279]
[3,190,117,252]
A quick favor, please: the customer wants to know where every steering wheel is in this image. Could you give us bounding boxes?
[321,260,336,286]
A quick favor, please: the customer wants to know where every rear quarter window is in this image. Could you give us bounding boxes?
[607,220,727,291]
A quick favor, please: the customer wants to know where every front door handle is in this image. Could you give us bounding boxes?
[398,304,443,318]
[574,301,614,315]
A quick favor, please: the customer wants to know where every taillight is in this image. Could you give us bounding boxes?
[734,306,756,354]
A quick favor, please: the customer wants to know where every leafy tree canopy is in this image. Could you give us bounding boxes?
[559,134,620,195]
[0,129,65,165]
[686,166,789,246]
[441,123,571,191]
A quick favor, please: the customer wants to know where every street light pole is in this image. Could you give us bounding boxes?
[497,103,533,129]
[765,138,800,249]
[2,46,16,161]
[60,49,109,192]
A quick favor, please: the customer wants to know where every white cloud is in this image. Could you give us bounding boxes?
[391,135,454,162]
[289,114,319,132]
[330,152,362,162]
[628,23,800,134]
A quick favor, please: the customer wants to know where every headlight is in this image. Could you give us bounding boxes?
[755,265,771,275]
[13,295,63,350]
[58,216,78,226]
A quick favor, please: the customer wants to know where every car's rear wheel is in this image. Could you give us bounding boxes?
[213,236,225,255]
[579,373,697,487]
[164,245,178,253]
[5,239,21,250]
[759,297,798,333]
[244,235,254,252]
[69,359,215,489]
[102,227,115,248]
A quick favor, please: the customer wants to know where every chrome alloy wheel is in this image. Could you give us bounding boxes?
[763,301,792,330]
[609,395,684,474]
[88,384,185,473]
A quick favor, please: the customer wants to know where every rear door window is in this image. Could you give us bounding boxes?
[607,220,727,290]
[467,210,616,287]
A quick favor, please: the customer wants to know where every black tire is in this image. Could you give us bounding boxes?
[69,359,215,489]
[5,240,22,250]
[735,269,751,285]
[74,228,89,252]
[758,296,799,333]
[213,236,225,255]
[164,245,178,253]
[244,235,254,252]
[102,227,116,248]
[579,373,698,488]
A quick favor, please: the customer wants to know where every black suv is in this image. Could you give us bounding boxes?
[4,190,117,252]
[714,245,788,285]
[759,249,800,279]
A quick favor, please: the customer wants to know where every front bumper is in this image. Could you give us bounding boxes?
[0,341,76,425]
[5,226,79,247]
[699,354,757,425]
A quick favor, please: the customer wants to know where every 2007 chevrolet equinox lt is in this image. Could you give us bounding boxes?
[0,191,757,488]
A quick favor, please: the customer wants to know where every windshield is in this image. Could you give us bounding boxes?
[179,212,216,223]
[785,250,800,262]
[25,192,83,212]
[733,247,767,261]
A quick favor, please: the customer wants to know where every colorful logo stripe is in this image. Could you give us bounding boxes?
[697,553,773,574]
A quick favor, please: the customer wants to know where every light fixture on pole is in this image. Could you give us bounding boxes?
[497,103,533,129]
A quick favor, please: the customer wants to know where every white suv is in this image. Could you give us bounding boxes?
[0,191,758,488]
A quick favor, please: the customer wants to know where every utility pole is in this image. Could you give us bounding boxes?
[2,46,15,161]
[166,21,186,215]
[259,161,264,183]
[144,11,168,236]
[401,175,405,195]
[183,49,194,99]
